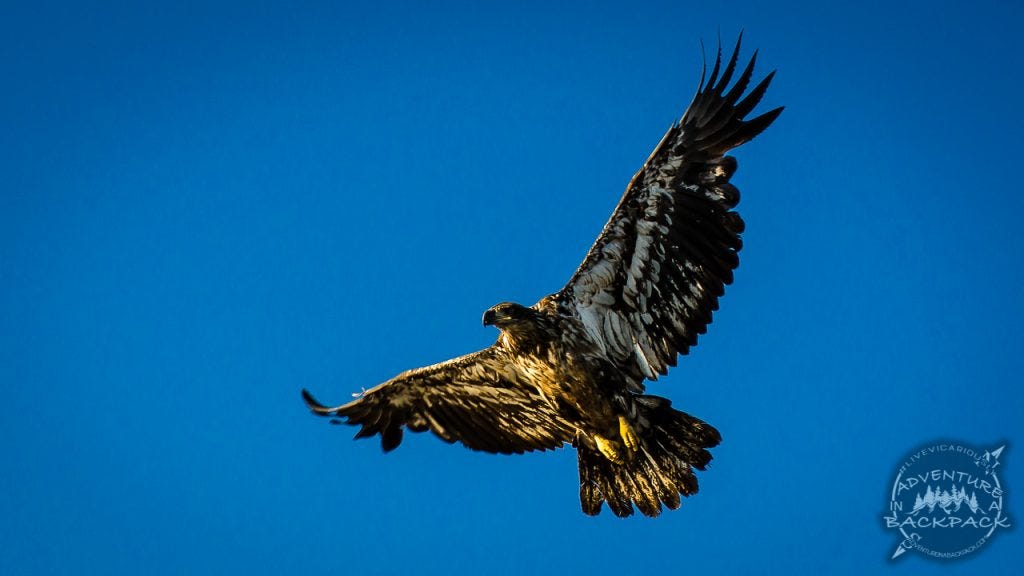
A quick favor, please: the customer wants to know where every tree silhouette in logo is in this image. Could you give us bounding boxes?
[910,485,984,516]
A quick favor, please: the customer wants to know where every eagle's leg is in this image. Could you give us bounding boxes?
[619,415,639,454]
[594,435,624,464]
[593,417,640,464]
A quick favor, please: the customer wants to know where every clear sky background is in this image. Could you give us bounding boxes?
[3,1,1022,574]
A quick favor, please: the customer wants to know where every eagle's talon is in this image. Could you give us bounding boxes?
[594,435,624,464]
[619,416,639,454]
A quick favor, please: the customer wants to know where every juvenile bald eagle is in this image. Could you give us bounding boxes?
[302,36,782,517]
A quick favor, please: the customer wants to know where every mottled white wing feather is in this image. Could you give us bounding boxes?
[554,36,782,384]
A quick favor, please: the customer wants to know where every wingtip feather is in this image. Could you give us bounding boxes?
[302,388,338,415]
[714,33,743,93]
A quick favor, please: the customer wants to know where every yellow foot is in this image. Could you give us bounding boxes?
[594,435,624,464]
[619,416,640,454]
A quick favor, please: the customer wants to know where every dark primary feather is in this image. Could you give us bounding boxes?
[302,349,575,454]
[555,34,782,383]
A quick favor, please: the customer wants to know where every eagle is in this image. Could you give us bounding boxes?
[302,36,782,517]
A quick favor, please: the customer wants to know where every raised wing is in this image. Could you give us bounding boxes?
[554,35,782,381]
[302,348,576,454]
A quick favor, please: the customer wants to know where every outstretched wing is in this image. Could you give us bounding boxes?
[302,347,576,454]
[553,35,782,382]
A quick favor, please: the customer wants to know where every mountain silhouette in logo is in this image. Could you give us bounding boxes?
[911,485,985,516]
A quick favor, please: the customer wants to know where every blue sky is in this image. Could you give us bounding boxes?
[2,1,1022,574]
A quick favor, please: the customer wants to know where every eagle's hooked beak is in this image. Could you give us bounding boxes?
[482,309,496,327]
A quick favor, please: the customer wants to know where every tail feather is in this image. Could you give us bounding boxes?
[627,455,663,517]
[579,460,603,516]
[577,395,721,517]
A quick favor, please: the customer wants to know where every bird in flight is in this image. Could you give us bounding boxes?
[303,35,782,517]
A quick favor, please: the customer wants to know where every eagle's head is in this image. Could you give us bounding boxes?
[482,302,536,329]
